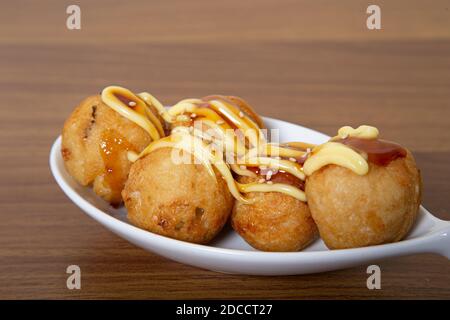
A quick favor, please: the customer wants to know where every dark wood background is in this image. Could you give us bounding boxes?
[0,0,449,299]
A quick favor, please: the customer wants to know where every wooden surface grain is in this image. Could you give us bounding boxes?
[0,1,449,299]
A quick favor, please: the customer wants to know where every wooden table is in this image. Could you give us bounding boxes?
[1,1,449,299]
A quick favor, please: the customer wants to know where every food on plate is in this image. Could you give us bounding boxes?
[123,147,233,244]
[304,125,422,249]
[229,141,318,252]
[61,86,164,205]
[123,92,318,249]
[232,174,317,251]
[61,85,422,251]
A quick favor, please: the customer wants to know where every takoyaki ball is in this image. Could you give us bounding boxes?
[305,150,421,249]
[231,176,318,252]
[122,147,234,244]
[62,95,152,205]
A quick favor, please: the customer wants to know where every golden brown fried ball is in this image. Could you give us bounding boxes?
[62,95,152,205]
[231,176,318,252]
[305,150,422,249]
[122,147,234,244]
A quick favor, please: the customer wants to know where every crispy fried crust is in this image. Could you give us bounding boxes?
[122,148,234,244]
[231,176,318,252]
[61,95,152,205]
[305,150,422,249]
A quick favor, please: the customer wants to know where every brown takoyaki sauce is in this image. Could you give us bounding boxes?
[99,129,135,202]
[114,93,137,110]
[271,171,305,190]
[280,154,308,166]
[337,137,407,166]
[248,167,305,190]
[196,97,239,130]
[297,155,308,166]
[203,95,237,108]
[279,143,314,165]
[202,95,262,127]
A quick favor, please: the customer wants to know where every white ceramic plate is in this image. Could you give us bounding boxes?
[50,117,450,275]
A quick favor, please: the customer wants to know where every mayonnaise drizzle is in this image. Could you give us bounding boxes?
[303,125,380,176]
[303,142,369,176]
[100,85,379,203]
[101,86,164,141]
[335,125,379,140]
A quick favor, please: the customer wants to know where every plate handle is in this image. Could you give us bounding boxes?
[428,219,450,259]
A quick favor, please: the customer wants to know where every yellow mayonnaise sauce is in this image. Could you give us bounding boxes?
[303,125,380,176]
[335,125,379,140]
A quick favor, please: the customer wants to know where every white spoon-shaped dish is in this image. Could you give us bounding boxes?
[50,117,450,275]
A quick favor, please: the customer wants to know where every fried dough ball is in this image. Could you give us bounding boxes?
[305,150,422,249]
[231,176,318,252]
[122,148,234,244]
[62,95,152,205]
